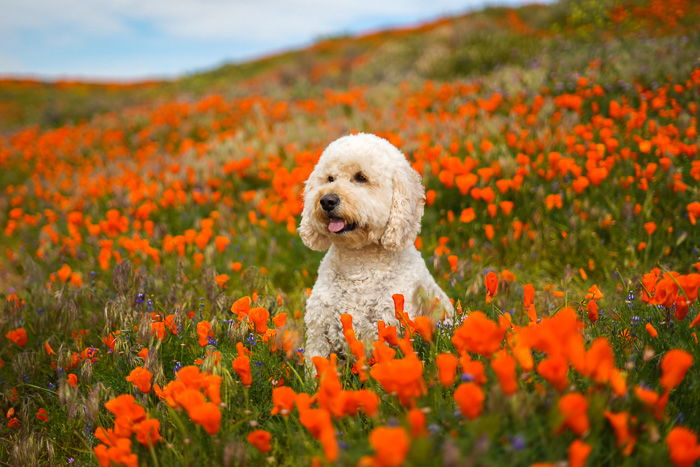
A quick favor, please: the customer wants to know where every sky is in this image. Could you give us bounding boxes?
[1,0,537,81]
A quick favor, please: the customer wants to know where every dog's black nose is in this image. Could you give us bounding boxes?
[320,193,340,212]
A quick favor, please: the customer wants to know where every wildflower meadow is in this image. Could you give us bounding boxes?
[1,1,699,465]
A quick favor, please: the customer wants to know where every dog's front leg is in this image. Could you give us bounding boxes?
[303,311,331,362]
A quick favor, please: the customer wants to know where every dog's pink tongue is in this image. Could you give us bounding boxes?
[328,218,346,233]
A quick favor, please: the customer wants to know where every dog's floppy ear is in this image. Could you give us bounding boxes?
[381,163,425,251]
[299,180,331,252]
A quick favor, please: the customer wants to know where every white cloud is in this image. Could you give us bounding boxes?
[2,0,498,42]
[1,0,126,36]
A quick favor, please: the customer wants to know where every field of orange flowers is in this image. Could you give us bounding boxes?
[1,1,700,466]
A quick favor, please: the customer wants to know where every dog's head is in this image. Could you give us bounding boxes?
[299,133,425,251]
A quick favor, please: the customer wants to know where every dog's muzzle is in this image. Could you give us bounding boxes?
[319,193,356,234]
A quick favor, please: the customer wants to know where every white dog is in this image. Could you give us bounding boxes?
[300,133,453,359]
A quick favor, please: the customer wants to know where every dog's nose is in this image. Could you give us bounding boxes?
[320,193,340,212]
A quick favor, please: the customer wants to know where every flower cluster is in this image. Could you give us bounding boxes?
[156,366,222,435]
[94,395,161,467]
[641,268,700,321]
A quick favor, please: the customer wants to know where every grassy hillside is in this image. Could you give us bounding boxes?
[1,0,699,466]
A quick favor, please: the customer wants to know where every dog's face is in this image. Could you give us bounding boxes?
[299,133,425,251]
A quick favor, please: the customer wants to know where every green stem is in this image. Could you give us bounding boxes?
[19,383,58,396]
[287,361,308,392]
[148,442,160,467]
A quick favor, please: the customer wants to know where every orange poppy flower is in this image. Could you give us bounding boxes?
[634,385,667,419]
[317,357,345,416]
[641,268,661,302]
[126,366,153,393]
[271,386,297,415]
[454,382,484,419]
[523,283,537,322]
[249,307,270,334]
[377,322,400,346]
[318,428,338,462]
[299,408,337,461]
[585,337,615,384]
[57,264,72,282]
[690,313,700,328]
[95,426,120,447]
[491,350,517,395]
[645,323,658,338]
[654,275,679,308]
[214,235,230,253]
[604,410,636,455]
[196,320,212,347]
[392,294,415,334]
[94,438,137,467]
[587,300,599,323]
[372,340,397,364]
[558,393,589,436]
[568,439,592,467]
[644,221,657,236]
[452,311,504,356]
[369,426,409,467]
[510,338,534,371]
[67,373,78,388]
[5,328,27,347]
[134,418,161,447]
[272,313,287,328]
[340,313,356,343]
[660,349,693,390]
[678,273,700,303]
[518,307,583,361]
[537,355,569,392]
[341,389,380,417]
[500,269,516,283]
[188,401,221,435]
[688,202,700,225]
[106,395,147,439]
[231,296,251,320]
[609,369,627,396]
[407,408,427,437]
[585,285,604,300]
[370,355,426,407]
[214,274,229,288]
[412,316,433,342]
[232,353,252,387]
[247,429,272,453]
[666,426,700,467]
[484,272,498,302]
[150,322,166,341]
[459,352,487,385]
[436,353,458,387]
[102,333,116,351]
[447,255,458,273]
[347,339,368,382]
[459,207,476,223]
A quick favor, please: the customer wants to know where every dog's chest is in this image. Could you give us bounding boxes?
[320,265,409,333]
[308,246,425,342]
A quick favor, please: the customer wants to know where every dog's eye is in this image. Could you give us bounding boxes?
[327,176,335,183]
[353,172,368,183]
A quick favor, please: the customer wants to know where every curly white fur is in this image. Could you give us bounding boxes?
[300,133,453,359]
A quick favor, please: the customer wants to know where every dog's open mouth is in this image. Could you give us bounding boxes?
[327,216,357,234]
